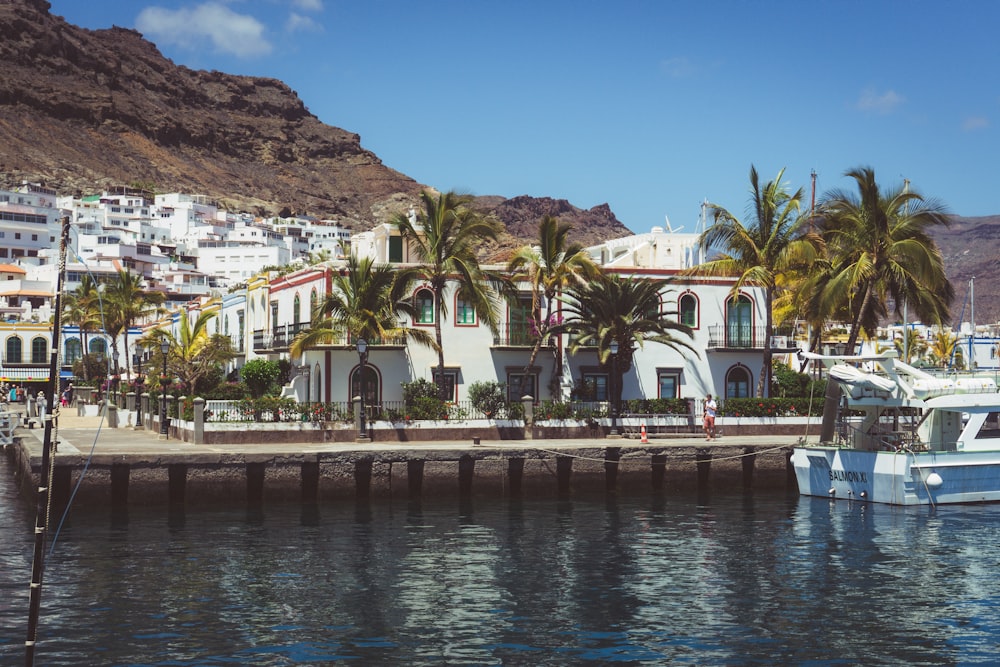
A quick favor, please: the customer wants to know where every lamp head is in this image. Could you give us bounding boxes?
[160,338,170,355]
[357,338,368,355]
[609,339,619,355]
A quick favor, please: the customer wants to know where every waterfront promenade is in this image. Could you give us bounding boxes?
[6,408,802,506]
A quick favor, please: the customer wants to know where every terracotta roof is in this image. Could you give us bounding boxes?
[0,264,27,274]
[0,289,52,297]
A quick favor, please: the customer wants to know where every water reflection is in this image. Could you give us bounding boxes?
[3,460,1000,665]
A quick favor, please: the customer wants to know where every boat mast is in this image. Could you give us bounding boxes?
[25,215,70,666]
[970,277,975,368]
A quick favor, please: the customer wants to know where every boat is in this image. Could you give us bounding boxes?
[792,349,1000,505]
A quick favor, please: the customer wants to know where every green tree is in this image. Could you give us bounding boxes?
[892,328,927,364]
[507,215,599,392]
[150,310,234,394]
[61,275,102,380]
[102,269,164,375]
[391,190,504,400]
[814,167,954,441]
[551,271,696,413]
[927,329,963,369]
[289,254,437,358]
[240,358,281,398]
[689,165,817,396]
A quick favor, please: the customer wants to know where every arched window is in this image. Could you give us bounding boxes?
[31,336,47,364]
[645,292,661,320]
[89,338,107,358]
[5,336,22,364]
[455,290,476,325]
[293,293,301,328]
[726,365,752,398]
[65,338,83,364]
[415,289,434,324]
[679,293,698,328]
[726,295,753,347]
[350,364,380,406]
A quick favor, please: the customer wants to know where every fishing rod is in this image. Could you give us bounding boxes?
[25,215,70,666]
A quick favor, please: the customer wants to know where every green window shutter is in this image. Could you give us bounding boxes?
[389,236,403,263]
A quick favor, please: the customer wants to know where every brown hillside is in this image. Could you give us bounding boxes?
[0,0,632,249]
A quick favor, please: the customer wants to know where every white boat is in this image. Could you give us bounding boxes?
[792,350,1000,505]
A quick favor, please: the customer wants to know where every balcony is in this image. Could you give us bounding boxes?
[492,323,540,348]
[253,322,312,351]
[706,326,796,351]
[252,324,406,352]
[1,355,48,366]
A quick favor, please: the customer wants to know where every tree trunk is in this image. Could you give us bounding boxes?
[818,285,872,443]
[434,290,447,402]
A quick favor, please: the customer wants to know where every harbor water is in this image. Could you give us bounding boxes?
[2,456,1000,666]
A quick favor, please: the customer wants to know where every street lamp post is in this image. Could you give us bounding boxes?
[111,351,120,406]
[356,338,369,441]
[133,352,143,430]
[608,339,620,437]
[159,338,169,439]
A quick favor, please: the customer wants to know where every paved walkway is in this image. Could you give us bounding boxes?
[9,405,804,458]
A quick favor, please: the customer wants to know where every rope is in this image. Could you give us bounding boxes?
[493,442,791,466]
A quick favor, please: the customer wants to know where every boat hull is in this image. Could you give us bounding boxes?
[791,446,1000,505]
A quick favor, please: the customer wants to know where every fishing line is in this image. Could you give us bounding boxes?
[47,226,113,555]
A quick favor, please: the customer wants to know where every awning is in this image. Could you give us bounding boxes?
[0,369,49,382]
[60,370,75,379]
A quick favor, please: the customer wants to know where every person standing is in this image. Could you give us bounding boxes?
[703,393,718,441]
[37,391,48,423]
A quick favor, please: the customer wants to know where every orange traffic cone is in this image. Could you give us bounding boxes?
[640,423,648,444]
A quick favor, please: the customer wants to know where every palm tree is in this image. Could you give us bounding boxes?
[551,271,696,413]
[927,329,962,369]
[893,328,927,364]
[289,255,437,358]
[507,215,600,393]
[814,167,954,441]
[150,310,234,394]
[61,275,102,380]
[391,190,504,399]
[688,165,816,396]
[102,269,165,375]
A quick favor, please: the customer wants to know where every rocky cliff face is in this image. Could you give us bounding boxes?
[0,0,632,251]
[930,215,1000,323]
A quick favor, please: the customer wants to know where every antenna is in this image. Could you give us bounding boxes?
[697,199,709,234]
[663,215,683,234]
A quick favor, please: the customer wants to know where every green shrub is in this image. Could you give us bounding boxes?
[241,359,282,399]
[203,382,247,400]
[468,381,507,418]
[402,379,447,420]
[720,396,823,417]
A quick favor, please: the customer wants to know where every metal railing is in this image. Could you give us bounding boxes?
[492,323,539,347]
[706,326,795,350]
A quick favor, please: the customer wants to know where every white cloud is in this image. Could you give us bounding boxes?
[136,3,272,58]
[660,56,695,78]
[286,12,322,33]
[856,87,904,114]
[962,116,989,131]
[292,0,323,10]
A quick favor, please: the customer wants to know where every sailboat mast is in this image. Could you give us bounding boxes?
[25,215,70,666]
[970,277,975,368]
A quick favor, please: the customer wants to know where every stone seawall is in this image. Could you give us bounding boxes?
[7,438,797,508]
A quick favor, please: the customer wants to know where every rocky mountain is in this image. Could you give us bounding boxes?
[929,215,1000,324]
[0,0,631,255]
[0,0,995,321]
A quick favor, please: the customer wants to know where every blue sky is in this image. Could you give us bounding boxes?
[49,0,999,232]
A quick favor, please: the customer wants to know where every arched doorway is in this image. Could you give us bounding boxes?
[726,365,752,398]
